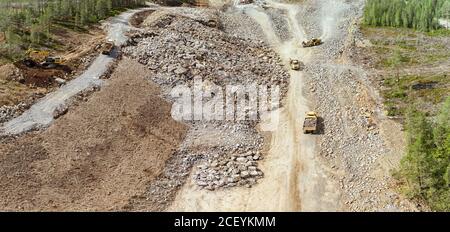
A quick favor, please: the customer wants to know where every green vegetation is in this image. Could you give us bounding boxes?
[0,0,146,61]
[382,74,449,117]
[361,26,450,70]
[363,0,449,31]
[361,26,449,118]
[363,1,450,211]
[397,97,450,211]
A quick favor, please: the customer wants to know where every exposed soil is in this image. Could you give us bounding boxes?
[13,62,72,87]
[0,58,187,211]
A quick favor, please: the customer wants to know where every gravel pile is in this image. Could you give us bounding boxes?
[219,9,266,41]
[266,8,292,41]
[0,103,28,124]
[194,150,264,190]
[123,8,289,191]
[124,10,288,95]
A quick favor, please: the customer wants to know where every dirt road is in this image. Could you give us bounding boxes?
[169,0,343,211]
[1,8,149,136]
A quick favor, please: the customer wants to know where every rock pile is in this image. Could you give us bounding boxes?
[194,151,264,190]
[123,8,288,191]
[0,103,27,124]
[123,9,289,97]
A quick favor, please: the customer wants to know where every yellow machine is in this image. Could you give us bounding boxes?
[302,38,323,48]
[23,49,65,68]
[101,40,115,56]
[303,111,318,134]
[289,59,304,71]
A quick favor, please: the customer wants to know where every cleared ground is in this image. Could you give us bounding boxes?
[355,26,450,118]
[0,58,187,211]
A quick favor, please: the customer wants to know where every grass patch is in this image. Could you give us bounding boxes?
[426,29,450,37]
[382,74,450,117]
[361,25,450,70]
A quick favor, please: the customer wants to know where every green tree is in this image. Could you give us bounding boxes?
[401,108,435,196]
[364,0,447,31]
[400,97,450,211]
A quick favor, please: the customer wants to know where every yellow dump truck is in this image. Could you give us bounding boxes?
[289,59,304,71]
[303,111,318,134]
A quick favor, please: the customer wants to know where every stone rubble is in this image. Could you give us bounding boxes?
[130,1,417,211]
[123,7,289,192]
[193,150,264,190]
[0,103,28,124]
[297,0,417,211]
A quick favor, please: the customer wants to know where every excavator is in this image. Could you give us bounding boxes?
[23,49,66,68]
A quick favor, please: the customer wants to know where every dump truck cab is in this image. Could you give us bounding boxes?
[303,111,318,134]
[42,56,65,68]
[289,59,304,71]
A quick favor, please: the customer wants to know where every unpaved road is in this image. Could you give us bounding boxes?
[169,0,343,211]
[1,9,148,136]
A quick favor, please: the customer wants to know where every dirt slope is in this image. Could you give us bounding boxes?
[0,58,187,211]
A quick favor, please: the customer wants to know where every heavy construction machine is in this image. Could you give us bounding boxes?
[289,59,304,71]
[101,40,115,55]
[302,38,323,48]
[303,111,318,134]
[23,49,65,68]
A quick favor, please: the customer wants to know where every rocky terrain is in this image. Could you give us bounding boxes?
[166,0,417,212]
[0,0,422,212]
[295,0,417,211]
[119,6,293,211]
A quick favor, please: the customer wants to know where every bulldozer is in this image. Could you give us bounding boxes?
[303,111,318,134]
[23,49,65,68]
[302,38,323,48]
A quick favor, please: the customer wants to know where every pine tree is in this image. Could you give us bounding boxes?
[401,108,435,196]
[400,98,450,211]
[364,0,447,31]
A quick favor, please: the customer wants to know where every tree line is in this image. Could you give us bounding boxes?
[0,0,146,60]
[399,97,450,211]
[363,0,450,31]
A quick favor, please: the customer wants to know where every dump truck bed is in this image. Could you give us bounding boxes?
[303,112,318,134]
[102,42,114,55]
[303,117,317,129]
